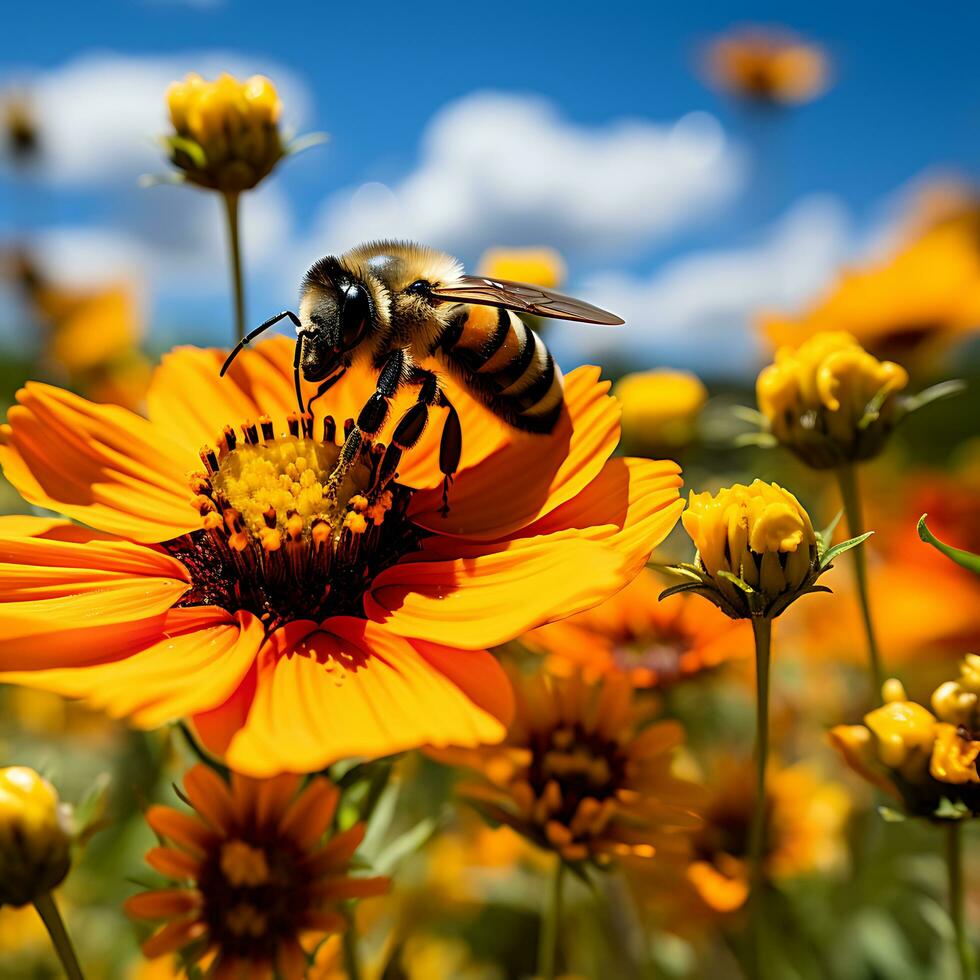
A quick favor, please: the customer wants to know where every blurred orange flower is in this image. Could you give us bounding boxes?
[126,765,387,979]
[436,671,702,865]
[0,338,682,776]
[703,26,830,106]
[760,222,980,363]
[526,567,750,689]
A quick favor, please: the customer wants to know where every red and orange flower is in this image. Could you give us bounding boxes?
[126,764,386,979]
[0,338,682,776]
[526,567,750,689]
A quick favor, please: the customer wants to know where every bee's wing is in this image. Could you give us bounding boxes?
[429,275,624,325]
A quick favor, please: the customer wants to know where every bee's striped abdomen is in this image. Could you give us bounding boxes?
[438,304,564,433]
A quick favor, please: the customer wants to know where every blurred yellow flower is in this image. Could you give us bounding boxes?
[830,667,980,818]
[760,223,980,363]
[0,767,72,907]
[680,480,819,618]
[435,671,702,866]
[477,246,565,288]
[165,72,286,192]
[526,567,750,689]
[126,765,388,979]
[703,26,830,106]
[615,369,707,456]
[757,331,908,468]
[0,903,48,952]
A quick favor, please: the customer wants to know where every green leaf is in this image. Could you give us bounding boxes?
[730,405,768,426]
[138,172,185,188]
[286,131,330,156]
[877,805,907,823]
[819,531,873,570]
[373,816,441,875]
[918,515,980,574]
[857,383,895,430]
[934,797,971,821]
[734,432,778,449]
[817,510,844,553]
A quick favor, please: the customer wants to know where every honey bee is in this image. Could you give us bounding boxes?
[220,240,622,511]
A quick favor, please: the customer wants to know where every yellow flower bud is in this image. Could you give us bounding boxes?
[477,247,566,289]
[863,697,936,773]
[757,331,909,468]
[828,725,897,798]
[930,724,980,785]
[163,71,287,192]
[614,369,707,454]
[0,767,71,907]
[681,480,818,617]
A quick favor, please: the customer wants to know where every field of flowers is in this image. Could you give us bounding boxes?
[1,19,979,980]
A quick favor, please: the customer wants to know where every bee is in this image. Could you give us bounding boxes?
[220,240,622,511]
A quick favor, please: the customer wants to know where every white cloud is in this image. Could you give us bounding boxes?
[547,195,853,375]
[6,51,311,186]
[302,93,744,263]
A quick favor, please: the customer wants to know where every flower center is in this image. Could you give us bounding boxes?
[527,725,626,839]
[164,412,420,630]
[199,837,306,960]
[610,625,695,685]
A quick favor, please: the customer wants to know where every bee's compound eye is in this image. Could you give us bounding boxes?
[340,283,370,349]
[406,279,431,296]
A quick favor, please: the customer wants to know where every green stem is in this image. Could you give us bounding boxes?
[222,191,246,344]
[947,822,974,980]
[836,464,884,696]
[341,915,363,980]
[749,615,772,980]
[34,892,85,980]
[538,857,565,980]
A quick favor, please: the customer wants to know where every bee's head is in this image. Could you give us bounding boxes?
[299,259,374,381]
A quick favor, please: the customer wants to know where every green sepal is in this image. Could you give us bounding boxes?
[934,797,972,821]
[816,510,844,555]
[918,515,980,575]
[658,581,710,601]
[72,772,112,847]
[285,131,330,156]
[717,569,755,594]
[901,379,967,417]
[731,405,768,426]
[819,531,873,570]
[164,134,208,168]
[877,805,907,823]
[734,432,778,449]
[138,171,185,188]
[857,382,895,431]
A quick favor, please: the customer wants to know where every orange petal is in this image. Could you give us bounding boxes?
[0,609,262,728]
[145,846,203,880]
[408,366,620,539]
[182,765,238,835]
[0,533,192,671]
[310,876,390,901]
[365,537,632,649]
[276,938,308,980]
[0,382,199,542]
[303,825,366,876]
[125,888,202,920]
[0,515,116,542]
[146,806,218,857]
[140,917,209,959]
[279,776,339,850]
[146,340,299,452]
[224,618,508,776]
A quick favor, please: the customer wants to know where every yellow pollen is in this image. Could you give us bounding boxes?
[210,436,370,542]
[220,840,271,887]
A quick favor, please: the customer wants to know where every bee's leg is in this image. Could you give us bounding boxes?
[328,349,406,487]
[372,370,444,495]
[436,394,461,516]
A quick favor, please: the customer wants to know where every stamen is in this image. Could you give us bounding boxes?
[166,411,422,630]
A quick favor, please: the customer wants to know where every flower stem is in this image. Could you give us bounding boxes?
[538,857,565,980]
[836,464,884,696]
[947,822,974,980]
[342,915,363,980]
[749,615,772,979]
[34,892,85,980]
[222,190,246,344]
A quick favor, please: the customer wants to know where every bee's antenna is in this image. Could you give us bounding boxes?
[220,310,303,377]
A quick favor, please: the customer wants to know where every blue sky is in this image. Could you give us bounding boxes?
[2,1,979,372]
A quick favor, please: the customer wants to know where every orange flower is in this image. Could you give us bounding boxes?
[126,764,387,979]
[760,222,980,363]
[526,567,750,689]
[0,338,682,776]
[702,27,830,106]
[435,671,702,865]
